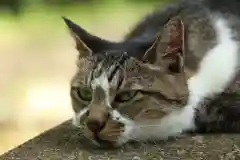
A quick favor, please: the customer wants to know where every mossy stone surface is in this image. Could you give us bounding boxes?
[1,120,240,160]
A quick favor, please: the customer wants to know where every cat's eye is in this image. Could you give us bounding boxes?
[77,87,92,101]
[115,91,138,103]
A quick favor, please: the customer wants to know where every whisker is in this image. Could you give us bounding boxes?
[135,124,162,128]
[148,136,157,145]
[73,124,84,129]
[90,139,100,147]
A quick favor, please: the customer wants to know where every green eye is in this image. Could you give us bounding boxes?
[77,87,92,101]
[115,91,138,103]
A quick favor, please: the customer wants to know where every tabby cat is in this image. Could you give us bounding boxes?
[64,0,240,147]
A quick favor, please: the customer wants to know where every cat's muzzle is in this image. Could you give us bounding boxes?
[83,119,125,147]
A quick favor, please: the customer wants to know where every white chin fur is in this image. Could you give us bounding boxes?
[117,105,195,145]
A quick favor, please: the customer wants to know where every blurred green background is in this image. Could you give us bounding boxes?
[0,0,170,155]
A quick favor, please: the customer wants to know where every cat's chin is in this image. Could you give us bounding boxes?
[85,125,135,148]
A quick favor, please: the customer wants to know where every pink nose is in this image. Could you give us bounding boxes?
[86,106,109,133]
[86,119,103,133]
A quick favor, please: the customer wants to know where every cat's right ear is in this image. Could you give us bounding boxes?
[63,17,112,57]
[142,17,185,74]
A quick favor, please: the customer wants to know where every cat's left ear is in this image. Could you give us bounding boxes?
[142,17,185,73]
[63,17,113,57]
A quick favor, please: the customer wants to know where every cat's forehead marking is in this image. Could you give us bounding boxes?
[91,72,109,91]
[91,72,110,105]
[89,53,128,90]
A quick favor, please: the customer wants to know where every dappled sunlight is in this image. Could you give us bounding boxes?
[23,82,72,124]
[25,83,70,112]
[0,81,73,154]
[22,82,72,130]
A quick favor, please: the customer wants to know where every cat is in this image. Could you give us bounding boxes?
[63,0,240,147]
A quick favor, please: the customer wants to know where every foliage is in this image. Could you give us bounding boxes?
[0,0,167,15]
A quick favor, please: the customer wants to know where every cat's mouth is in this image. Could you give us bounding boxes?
[83,119,125,147]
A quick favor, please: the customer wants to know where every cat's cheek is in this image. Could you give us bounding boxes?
[72,115,79,127]
[72,108,88,128]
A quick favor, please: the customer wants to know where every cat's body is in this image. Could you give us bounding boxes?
[126,0,240,70]
[121,0,240,139]
[64,0,240,147]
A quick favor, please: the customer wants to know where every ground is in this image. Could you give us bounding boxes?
[1,120,240,160]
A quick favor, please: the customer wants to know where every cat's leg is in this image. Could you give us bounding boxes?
[118,17,239,144]
[194,92,240,133]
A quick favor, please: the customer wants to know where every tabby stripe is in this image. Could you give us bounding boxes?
[117,71,124,90]
[108,53,128,82]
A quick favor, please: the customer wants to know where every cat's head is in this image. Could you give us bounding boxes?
[63,17,189,147]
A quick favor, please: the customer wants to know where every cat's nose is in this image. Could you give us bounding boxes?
[86,119,103,133]
[86,106,109,133]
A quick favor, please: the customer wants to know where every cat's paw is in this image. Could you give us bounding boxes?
[116,121,135,145]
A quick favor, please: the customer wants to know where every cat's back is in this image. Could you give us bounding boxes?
[184,0,240,69]
[178,0,240,94]
[126,0,240,70]
[126,0,240,39]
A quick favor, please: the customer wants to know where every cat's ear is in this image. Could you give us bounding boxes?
[63,17,112,57]
[142,17,185,73]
